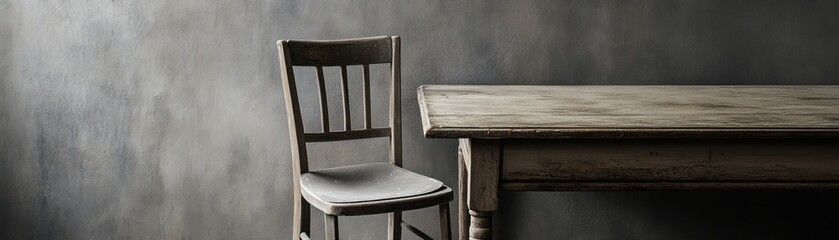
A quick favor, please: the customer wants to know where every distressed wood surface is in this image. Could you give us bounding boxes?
[500,182,839,191]
[418,85,839,138]
[502,138,839,182]
[457,146,469,240]
[461,139,499,240]
[419,85,839,240]
[462,139,499,212]
[468,210,492,240]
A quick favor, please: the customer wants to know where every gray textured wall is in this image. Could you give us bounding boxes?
[2,0,839,239]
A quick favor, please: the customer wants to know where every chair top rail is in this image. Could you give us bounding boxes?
[282,36,392,66]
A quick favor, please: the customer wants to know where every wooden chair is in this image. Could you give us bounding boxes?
[277,36,453,240]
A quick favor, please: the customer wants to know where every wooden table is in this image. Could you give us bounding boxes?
[416,85,839,240]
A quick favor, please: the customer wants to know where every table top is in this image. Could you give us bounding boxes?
[417,85,839,139]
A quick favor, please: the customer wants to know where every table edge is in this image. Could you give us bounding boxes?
[422,127,839,139]
[416,85,839,139]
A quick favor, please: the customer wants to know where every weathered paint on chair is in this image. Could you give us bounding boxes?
[278,36,453,240]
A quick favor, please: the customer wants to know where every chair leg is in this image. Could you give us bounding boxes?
[293,193,310,240]
[439,203,452,240]
[388,211,402,240]
[324,214,339,240]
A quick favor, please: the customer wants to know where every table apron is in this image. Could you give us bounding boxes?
[500,138,839,190]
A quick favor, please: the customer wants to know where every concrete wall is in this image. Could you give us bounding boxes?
[2,0,839,239]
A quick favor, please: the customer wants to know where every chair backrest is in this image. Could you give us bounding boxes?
[277,36,402,175]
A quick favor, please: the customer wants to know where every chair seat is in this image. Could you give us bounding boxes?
[301,163,453,216]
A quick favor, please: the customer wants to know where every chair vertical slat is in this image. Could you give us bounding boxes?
[389,36,402,166]
[340,65,351,131]
[362,64,372,129]
[315,66,330,133]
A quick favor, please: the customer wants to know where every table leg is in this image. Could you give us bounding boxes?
[458,145,469,240]
[462,138,500,240]
[469,210,492,240]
